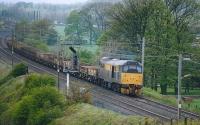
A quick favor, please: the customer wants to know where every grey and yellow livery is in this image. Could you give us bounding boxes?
[99,57,143,96]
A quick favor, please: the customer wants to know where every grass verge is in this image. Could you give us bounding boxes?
[143,87,200,114]
[51,103,158,125]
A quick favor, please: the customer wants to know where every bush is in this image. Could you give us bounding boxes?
[12,87,65,125]
[0,63,27,85]
[0,101,7,116]
[66,84,91,104]
[24,73,56,89]
[0,75,13,86]
[11,63,28,77]
[12,96,34,125]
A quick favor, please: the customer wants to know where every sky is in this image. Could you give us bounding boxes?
[0,0,88,4]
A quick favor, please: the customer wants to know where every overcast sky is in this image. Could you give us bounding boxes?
[0,0,88,4]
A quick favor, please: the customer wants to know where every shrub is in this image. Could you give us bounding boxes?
[11,63,28,77]
[12,87,65,125]
[66,84,91,104]
[0,101,7,116]
[0,63,27,85]
[0,75,12,86]
[24,73,56,89]
[12,96,34,125]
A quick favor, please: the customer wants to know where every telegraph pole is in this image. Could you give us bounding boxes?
[57,37,60,89]
[142,37,145,84]
[11,29,14,70]
[178,54,182,119]
[66,71,69,95]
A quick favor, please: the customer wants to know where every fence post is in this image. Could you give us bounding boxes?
[184,118,187,125]
[144,117,148,125]
[170,119,173,125]
[139,121,141,125]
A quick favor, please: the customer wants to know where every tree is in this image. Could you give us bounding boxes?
[144,0,177,94]
[65,10,85,43]
[81,2,112,44]
[12,87,65,125]
[31,19,51,39]
[109,0,154,44]
[15,19,57,51]
[164,0,199,52]
[65,3,112,44]
[45,28,58,45]
[164,0,200,93]
[15,20,30,42]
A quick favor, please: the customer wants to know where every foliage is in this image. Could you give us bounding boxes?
[0,76,26,124]
[65,3,112,44]
[79,49,94,64]
[15,19,58,51]
[11,63,28,77]
[15,20,30,42]
[23,37,49,52]
[65,10,85,43]
[0,72,64,125]
[0,63,27,85]
[66,84,91,104]
[12,87,65,125]
[46,28,58,45]
[24,73,56,89]
[0,101,7,116]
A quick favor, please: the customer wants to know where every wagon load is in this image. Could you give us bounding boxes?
[39,53,57,64]
[80,66,98,77]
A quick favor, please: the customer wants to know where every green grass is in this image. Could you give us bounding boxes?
[51,103,200,125]
[182,99,200,113]
[51,103,158,125]
[143,87,177,106]
[0,62,11,80]
[143,87,200,114]
[0,76,25,105]
[155,87,200,95]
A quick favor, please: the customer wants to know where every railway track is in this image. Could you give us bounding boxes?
[92,87,200,120]
[92,89,171,121]
[140,97,200,119]
[0,37,199,121]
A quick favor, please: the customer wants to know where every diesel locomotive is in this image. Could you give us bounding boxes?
[7,41,143,96]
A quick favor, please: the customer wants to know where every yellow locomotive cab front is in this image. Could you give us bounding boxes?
[121,73,143,85]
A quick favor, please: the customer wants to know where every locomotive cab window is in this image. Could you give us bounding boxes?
[122,65,142,73]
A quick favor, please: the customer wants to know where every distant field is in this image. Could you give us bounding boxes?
[54,25,65,39]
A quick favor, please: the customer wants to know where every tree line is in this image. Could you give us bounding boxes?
[15,19,58,51]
